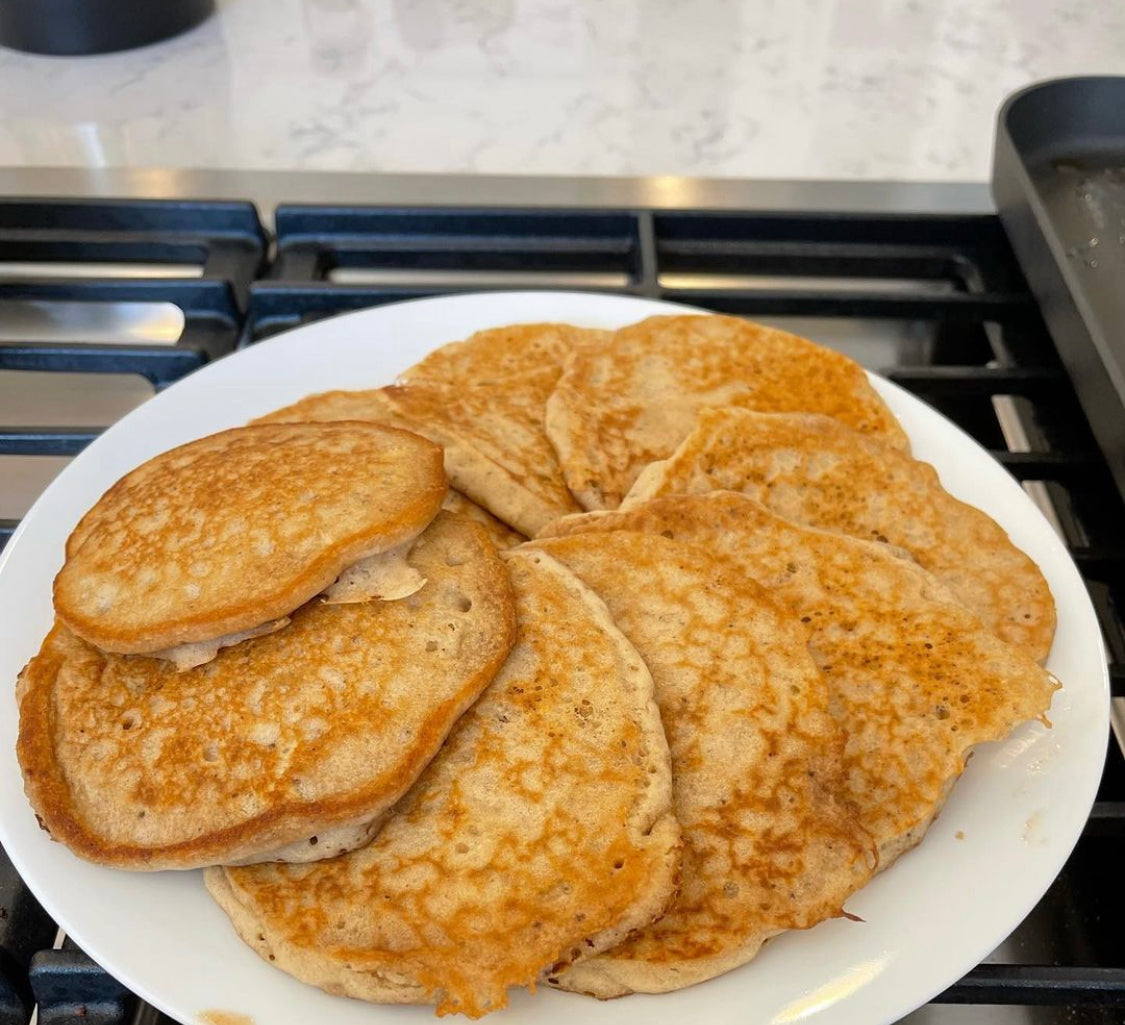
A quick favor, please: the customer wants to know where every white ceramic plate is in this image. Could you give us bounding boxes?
[0,292,1109,1025]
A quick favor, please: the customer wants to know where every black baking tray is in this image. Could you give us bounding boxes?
[992,76,1125,503]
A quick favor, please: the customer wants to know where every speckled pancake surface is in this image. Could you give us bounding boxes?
[19,514,516,870]
[381,371,580,537]
[206,548,679,1017]
[440,490,526,549]
[249,387,417,430]
[54,422,447,655]
[625,408,1056,662]
[541,493,1059,869]
[379,324,610,536]
[545,314,909,510]
[525,531,874,997]
[253,388,529,549]
[401,323,608,385]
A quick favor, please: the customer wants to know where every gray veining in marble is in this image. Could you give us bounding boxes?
[0,0,1123,180]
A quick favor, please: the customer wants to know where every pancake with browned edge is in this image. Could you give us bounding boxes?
[441,490,526,550]
[524,531,873,997]
[624,408,1055,661]
[541,493,1058,870]
[382,372,579,536]
[258,324,608,535]
[253,387,529,548]
[207,547,679,1017]
[55,423,446,664]
[401,323,606,385]
[250,388,413,431]
[381,323,609,535]
[19,514,516,870]
[545,315,908,510]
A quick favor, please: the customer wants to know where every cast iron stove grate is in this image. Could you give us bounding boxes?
[1,201,1123,1025]
[0,198,266,551]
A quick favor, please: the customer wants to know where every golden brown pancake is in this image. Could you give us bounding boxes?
[401,323,606,385]
[545,314,909,510]
[249,388,415,430]
[382,370,581,537]
[523,531,873,997]
[206,547,680,1017]
[55,423,446,658]
[380,323,610,535]
[251,390,526,549]
[250,327,592,539]
[625,408,1056,661]
[541,493,1059,870]
[441,491,526,549]
[19,514,516,870]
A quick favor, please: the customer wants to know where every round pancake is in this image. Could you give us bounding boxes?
[55,422,447,655]
[19,514,516,870]
[206,548,680,1017]
[249,387,416,430]
[252,377,554,541]
[400,323,610,385]
[527,531,874,997]
[545,314,909,510]
[380,323,610,536]
[541,494,1059,871]
[251,389,526,547]
[625,408,1056,661]
[441,490,526,550]
[382,372,582,536]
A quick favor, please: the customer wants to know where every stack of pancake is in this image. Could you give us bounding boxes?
[15,314,1061,1018]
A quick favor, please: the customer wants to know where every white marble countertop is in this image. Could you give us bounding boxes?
[0,0,1123,182]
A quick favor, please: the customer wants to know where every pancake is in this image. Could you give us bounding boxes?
[541,493,1059,869]
[624,408,1056,661]
[18,514,516,870]
[545,314,909,510]
[250,388,415,430]
[401,323,608,385]
[55,423,446,660]
[441,491,526,550]
[524,531,873,997]
[251,389,526,549]
[206,547,680,1017]
[380,371,578,537]
[379,323,610,535]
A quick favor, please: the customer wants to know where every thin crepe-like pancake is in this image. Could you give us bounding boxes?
[545,314,909,510]
[625,409,1055,661]
[524,531,873,997]
[18,514,516,870]
[253,389,529,547]
[541,494,1059,869]
[207,548,680,1017]
[55,423,445,655]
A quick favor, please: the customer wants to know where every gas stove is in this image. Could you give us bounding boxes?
[0,176,1122,1025]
